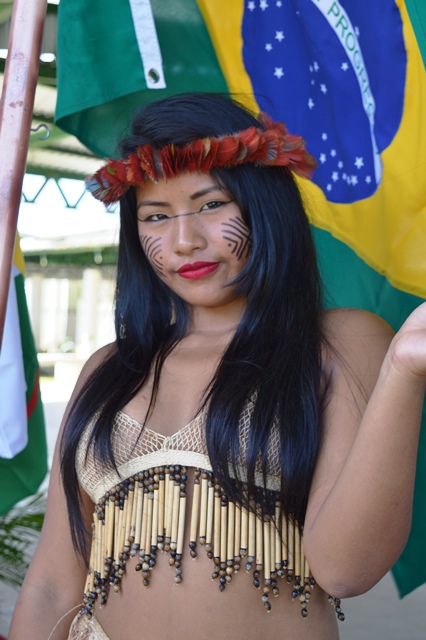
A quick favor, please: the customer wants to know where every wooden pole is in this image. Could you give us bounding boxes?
[0,0,47,350]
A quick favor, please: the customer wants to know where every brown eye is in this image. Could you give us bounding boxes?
[142,212,170,222]
[200,200,232,212]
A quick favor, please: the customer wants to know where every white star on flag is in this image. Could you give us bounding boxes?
[332,172,339,181]
[260,0,269,10]
[320,84,327,94]
[321,133,328,141]
[330,149,337,157]
[265,43,273,51]
[274,67,284,78]
[319,153,327,163]
[308,98,315,109]
[247,1,256,11]
[354,157,364,169]
[366,176,372,183]
[275,31,285,41]
[341,62,349,71]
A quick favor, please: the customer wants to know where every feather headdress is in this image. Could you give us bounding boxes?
[85,113,317,205]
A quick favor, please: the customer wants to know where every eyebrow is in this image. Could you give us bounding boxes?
[136,185,225,210]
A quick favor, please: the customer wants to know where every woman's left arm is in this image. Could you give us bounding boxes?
[303,303,426,597]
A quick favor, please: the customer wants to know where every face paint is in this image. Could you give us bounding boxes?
[221,216,252,261]
[140,234,164,274]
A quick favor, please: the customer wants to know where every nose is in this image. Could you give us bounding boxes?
[172,212,206,255]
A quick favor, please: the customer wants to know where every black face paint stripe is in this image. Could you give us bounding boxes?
[141,235,164,274]
[221,217,252,260]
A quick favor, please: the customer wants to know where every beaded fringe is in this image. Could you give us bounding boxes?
[81,466,344,622]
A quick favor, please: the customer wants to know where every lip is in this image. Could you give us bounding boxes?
[177,261,220,279]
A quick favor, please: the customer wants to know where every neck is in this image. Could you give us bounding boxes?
[188,298,246,337]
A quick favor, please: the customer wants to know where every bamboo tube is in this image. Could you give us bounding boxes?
[145,489,154,555]
[263,519,270,580]
[274,503,282,569]
[281,512,288,566]
[114,498,121,560]
[205,478,214,552]
[164,467,170,536]
[234,503,241,560]
[189,472,201,544]
[227,500,235,563]
[255,514,263,568]
[92,510,98,562]
[213,485,221,561]
[241,506,248,556]
[134,482,144,550]
[165,467,174,547]
[151,477,159,549]
[119,500,127,555]
[176,492,187,555]
[140,486,149,556]
[220,497,228,564]
[87,522,95,591]
[158,468,165,545]
[295,523,301,582]
[288,518,294,572]
[98,518,104,579]
[125,484,135,545]
[304,555,310,581]
[248,509,256,564]
[170,478,180,550]
[105,498,115,561]
[199,471,208,544]
[270,516,275,575]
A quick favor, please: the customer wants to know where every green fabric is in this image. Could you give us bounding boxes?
[0,275,47,515]
[406,0,426,69]
[313,227,426,598]
[55,0,228,158]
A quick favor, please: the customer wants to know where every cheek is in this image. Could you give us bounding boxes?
[220,215,252,261]
[140,233,164,275]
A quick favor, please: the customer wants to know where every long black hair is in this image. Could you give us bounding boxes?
[61,93,328,558]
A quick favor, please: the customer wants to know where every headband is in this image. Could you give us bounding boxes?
[85,113,317,205]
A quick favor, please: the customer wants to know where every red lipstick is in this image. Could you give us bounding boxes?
[177,261,220,279]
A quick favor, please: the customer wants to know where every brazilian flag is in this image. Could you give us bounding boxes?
[55,0,426,598]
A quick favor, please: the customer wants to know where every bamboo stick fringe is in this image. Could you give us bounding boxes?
[81,466,345,622]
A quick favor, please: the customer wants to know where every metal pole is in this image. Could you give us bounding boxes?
[0,0,47,350]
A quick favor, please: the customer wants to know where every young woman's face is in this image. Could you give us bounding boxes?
[136,172,251,310]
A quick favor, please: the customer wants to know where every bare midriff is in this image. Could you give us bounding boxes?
[93,548,339,639]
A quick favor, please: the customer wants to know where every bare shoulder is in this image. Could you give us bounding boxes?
[73,341,117,395]
[323,307,394,342]
[322,308,394,373]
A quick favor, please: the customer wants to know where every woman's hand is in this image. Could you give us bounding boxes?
[387,301,426,384]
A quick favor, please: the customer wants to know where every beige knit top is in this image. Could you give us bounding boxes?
[76,399,281,504]
[75,404,344,622]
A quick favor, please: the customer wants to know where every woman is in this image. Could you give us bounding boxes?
[9,93,426,640]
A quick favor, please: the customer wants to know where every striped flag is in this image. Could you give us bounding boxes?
[55,0,426,597]
[0,238,47,514]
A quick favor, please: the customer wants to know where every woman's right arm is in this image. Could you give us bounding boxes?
[9,345,113,640]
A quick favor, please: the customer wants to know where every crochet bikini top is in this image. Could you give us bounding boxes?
[76,406,345,623]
